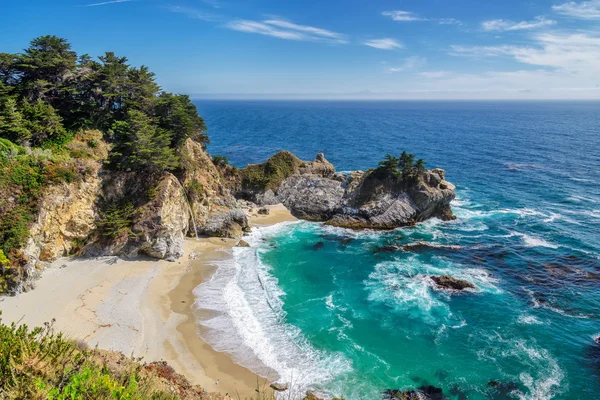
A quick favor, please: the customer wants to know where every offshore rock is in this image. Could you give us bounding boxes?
[430,275,475,291]
[235,152,456,229]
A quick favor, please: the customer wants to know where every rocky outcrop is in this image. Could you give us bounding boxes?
[18,160,103,293]
[180,139,248,238]
[430,275,475,291]
[235,152,456,229]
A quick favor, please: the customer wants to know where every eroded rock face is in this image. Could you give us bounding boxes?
[18,161,103,293]
[134,173,189,261]
[180,139,249,238]
[237,152,456,229]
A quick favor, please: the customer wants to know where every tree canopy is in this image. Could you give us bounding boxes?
[0,35,208,168]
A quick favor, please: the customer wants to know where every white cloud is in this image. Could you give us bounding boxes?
[388,56,426,72]
[263,20,346,42]
[83,0,132,6]
[167,6,220,22]
[382,10,462,25]
[481,17,556,31]
[225,19,347,43]
[438,18,463,25]
[363,38,404,50]
[450,32,600,75]
[419,71,449,79]
[382,10,424,22]
[553,0,600,19]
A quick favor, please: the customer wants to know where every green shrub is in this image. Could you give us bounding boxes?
[240,151,300,191]
[212,155,229,167]
[97,202,137,239]
[185,179,204,202]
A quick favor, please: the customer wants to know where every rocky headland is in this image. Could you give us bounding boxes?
[9,143,456,294]
[234,151,456,229]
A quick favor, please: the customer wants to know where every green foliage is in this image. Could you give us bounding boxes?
[378,154,400,175]
[0,97,31,144]
[185,179,204,202]
[375,151,426,182]
[20,98,66,146]
[0,316,177,399]
[212,154,229,167]
[109,110,178,173]
[155,92,208,149]
[241,151,300,191]
[97,202,137,240]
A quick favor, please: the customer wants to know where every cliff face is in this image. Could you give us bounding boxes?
[14,137,248,293]
[235,152,456,229]
[180,139,248,238]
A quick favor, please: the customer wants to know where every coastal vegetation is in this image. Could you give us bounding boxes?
[0,35,207,290]
[375,151,426,180]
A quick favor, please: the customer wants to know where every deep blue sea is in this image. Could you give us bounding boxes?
[193,101,600,399]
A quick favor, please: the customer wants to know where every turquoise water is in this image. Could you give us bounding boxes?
[193,101,600,399]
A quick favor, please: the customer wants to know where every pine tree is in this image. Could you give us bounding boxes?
[0,98,31,144]
[110,110,178,172]
[21,99,66,146]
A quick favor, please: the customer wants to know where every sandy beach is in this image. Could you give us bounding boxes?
[0,204,296,399]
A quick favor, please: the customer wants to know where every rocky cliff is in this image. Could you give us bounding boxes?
[235,152,456,229]
[13,135,248,293]
[13,141,454,293]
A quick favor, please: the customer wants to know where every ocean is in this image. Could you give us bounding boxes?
[193,100,600,399]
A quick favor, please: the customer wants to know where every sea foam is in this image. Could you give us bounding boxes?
[193,222,351,398]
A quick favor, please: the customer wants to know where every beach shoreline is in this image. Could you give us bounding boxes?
[0,204,296,399]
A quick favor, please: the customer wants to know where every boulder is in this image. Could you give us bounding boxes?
[236,240,250,247]
[430,275,475,291]
[257,207,270,215]
[270,383,289,392]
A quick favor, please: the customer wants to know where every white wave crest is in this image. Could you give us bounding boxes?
[193,221,351,398]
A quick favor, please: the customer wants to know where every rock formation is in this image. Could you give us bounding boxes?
[430,275,475,291]
[234,152,456,229]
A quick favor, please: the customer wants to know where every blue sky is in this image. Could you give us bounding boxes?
[2,0,600,99]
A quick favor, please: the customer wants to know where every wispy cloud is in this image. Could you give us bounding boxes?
[450,32,600,74]
[481,17,556,31]
[553,0,600,19]
[382,10,424,22]
[388,56,426,72]
[363,38,404,50]
[225,19,347,43]
[438,18,463,25]
[167,5,221,22]
[382,10,462,25]
[419,71,449,79]
[83,0,132,6]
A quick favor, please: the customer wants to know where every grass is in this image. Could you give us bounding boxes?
[0,316,179,400]
[0,316,329,400]
[240,151,301,191]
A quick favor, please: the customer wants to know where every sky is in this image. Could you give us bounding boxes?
[2,0,600,99]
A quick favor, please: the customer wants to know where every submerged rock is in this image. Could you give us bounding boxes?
[383,386,445,400]
[402,242,463,252]
[313,241,325,251]
[303,393,323,400]
[430,276,475,291]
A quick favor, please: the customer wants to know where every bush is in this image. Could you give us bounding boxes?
[97,202,137,240]
[0,316,177,399]
[240,151,300,191]
[212,154,229,167]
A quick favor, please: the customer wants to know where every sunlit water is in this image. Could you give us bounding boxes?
[193,101,600,399]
